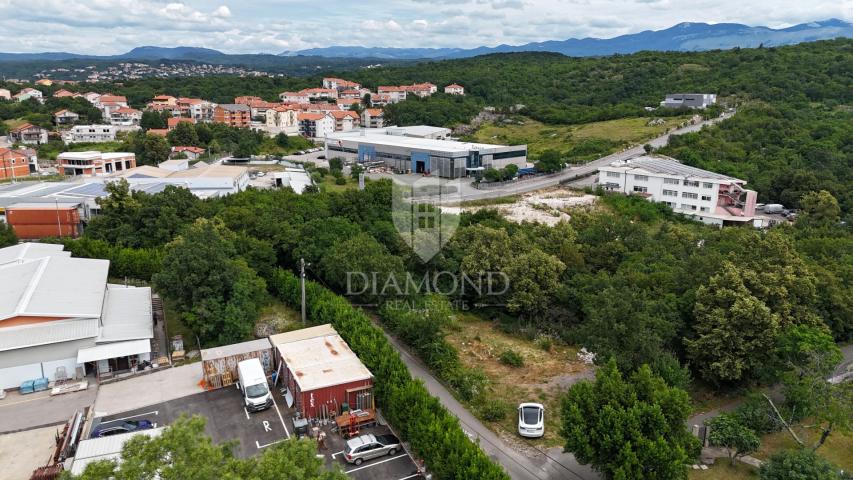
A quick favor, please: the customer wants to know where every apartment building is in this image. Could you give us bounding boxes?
[177,98,215,122]
[54,109,80,125]
[58,151,136,176]
[338,89,362,99]
[279,91,310,104]
[63,125,117,144]
[404,83,437,98]
[9,124,49,145]
[598,156,757,226]
[298,112,334,139]
[213,104,251,127]
[377,86,407,103]
[96,95,129,117]
[0,148,31,180]
[13,88,43,103]
[660,93,717,109]
[444,83,465,95]
[361,108,384,128]
[322,77,361,91]
[265,106,300,136]
[329,110,359,132]
[110,107,142,126]
[336,98,361,110]
[299,88,338,100]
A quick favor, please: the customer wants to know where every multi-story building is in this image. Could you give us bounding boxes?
[96,95,128,118]
[0,88,11,101]
[336,98,360,110]
[325,128,527,178]
[110,107,142,126]
[83,92,102,104]
[279,91,310,104]
[234,95,263,106]
[53,89,79,98]
[404,83,437,98]
[361,109,384,128]
[57,151,136,176]
[298,112,334,139]
[338,89,362,99]
[444,83,465,95]
[660,93,717,109]
[213,104,251,127]
[299,88,338,101]
[329,110,359,132]
[0,148,31,180]
[322,77,361,91]
[13,88,44,103]
[63,125,118,143]
[54,109,80,125]
[177,98,215,122]
[9,123,49,145]
[265,106,300,136]
[149,95,177,107]
[167,117,195,131]
[376,86,407,103]
[598,156,757,226]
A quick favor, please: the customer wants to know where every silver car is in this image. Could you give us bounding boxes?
[343,433,401,465]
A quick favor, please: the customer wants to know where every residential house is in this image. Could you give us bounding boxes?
[170,146,205,161]
[329,110,359,132]
[213,104,251,127]
[598,155,758,227]
[83,92,101,105]
[110,107,142,126]
[336,98,360,111]
[246,99,280,120]
[298,112,334,139]
[369,93,394,107]
[338,89,362,99]
[361,108,384,128]
[376,86,407,103]
[322,77,361,91]
[53,89,79,98]
[63,125,118,144]
[96,95,128,118]
[14,88,44,103]
[9,123,49,145]
[0,148,31,180]
[34,78,53,86]
[0,88,11,101]
[660,93,717,109]
[444,83,464,95]
[299,88,338,101]
[177,98,215,122]
[305,103,341,114]
[404,83,437,98]
[234,95,263,106]
[167,117,196,131]
[149,95,177,107]
[54,109,80,126]
[57,151,136,176]
[265,106,300,136]
[279,91,310,104]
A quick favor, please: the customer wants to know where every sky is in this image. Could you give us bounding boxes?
[0,0,850,54]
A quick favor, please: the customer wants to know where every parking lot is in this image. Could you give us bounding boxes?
[92,385,418,479]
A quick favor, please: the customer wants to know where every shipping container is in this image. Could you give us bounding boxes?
[294,379,374,420]
[6,207,80,225]
[12,223,80,239]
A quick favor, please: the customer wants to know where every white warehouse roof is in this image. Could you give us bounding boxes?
[71,427,165,475]
[326,132,513,154]
[606,156,744,183]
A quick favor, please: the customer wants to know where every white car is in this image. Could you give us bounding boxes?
[518,403,544,438]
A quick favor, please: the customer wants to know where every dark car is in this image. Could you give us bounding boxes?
[90,420,154,438]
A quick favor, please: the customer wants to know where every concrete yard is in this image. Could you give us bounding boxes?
[0,384,97,434]
[93,364,204,416]
[0,425,60,480]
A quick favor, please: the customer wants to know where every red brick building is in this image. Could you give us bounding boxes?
[0,148,31,180]
[213,104,251,128]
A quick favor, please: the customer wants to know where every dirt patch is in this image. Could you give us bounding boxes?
[448,188,597,226]
[447,313,593,449]
[254,301,302,338]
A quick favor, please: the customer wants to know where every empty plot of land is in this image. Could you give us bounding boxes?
[0,425,60,480]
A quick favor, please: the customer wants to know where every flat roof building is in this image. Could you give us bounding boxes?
[661,93,717,109]
[326,127,527,178]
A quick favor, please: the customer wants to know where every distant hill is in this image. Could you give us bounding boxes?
[119,46,227,60]
[282,19,853,59]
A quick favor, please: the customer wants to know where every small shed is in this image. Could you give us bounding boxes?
[270,324,373,420]
[200,338,273,389]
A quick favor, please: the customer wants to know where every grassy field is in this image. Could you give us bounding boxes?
[688,462,758,480]
[446,312,592,449]
[468,115,692,160]
[754,425,853,471]
[317,173,359,193]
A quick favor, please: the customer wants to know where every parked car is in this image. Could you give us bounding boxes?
[344,433,401,465]
[90,420,153,438]
[518,403,544,438]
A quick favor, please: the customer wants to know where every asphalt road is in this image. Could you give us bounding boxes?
[379,328,601,480]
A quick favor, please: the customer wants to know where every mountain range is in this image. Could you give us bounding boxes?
[281,19,853,59]
[0,19,850,63]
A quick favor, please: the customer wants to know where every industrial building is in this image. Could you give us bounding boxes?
[660,93,717,109]
[598,155,758,227]
[0,243,155,390]
[270,324,373,420]
[325,127,527,178]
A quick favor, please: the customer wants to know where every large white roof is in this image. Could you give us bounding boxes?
[326,131,514,154]
[0,242,68,267]
[0,318,98,352]
[606,156,744,183]
[273,324,372,392]
[71,427,165,475]
[99,285,153,342]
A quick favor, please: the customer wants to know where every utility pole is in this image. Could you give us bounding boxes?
[300,258,308,326]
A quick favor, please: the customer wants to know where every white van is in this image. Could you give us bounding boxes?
[237,359,272,412]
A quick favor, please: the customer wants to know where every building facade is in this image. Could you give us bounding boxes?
[58,151,136,176]
[213,104,251,127]
[265,107,300,136]
[444,83,465,95]
[9,123,49,145]
[0,148,31,180]
[598,156,757,226]
[660,93,717,109]
[361,109,384,128]
[298,112,334,139]
[63,125,117,143]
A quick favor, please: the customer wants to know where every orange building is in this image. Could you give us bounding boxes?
[213,104,251,127]
[0,148,31,180]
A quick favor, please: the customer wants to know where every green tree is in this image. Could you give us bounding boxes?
[759,449,843,480]
[152,219,266,345]
[274,132,290,148]
[686,262,780,384]
[0,221,18,247]
[535,149,565,173]
[561,359,699,480]
[140,110,166,130]
[705,413,760,465]
[142,134,170,165]
[503,248,565,315]
[167,121,200,147]
[797,190,841,229]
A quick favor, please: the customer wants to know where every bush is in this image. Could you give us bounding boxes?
[534,334,554,352]
[335,177,347,185]
[480,398,508,422]
[735,394,781,435]
[499,349,524,367]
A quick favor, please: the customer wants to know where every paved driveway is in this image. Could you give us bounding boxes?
[0,384,97,434]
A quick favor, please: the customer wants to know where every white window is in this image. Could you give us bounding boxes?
[700,207,710,212]
[683,180,699,187]
[634,174,649,182]
[701,195,712,201]
[633,186,648,193]
[682,192,698,199]
[606,171,621,178]
[681,204,697,211]
[662,189,678,196]
[703,182,714,188]
[664,178,680,185]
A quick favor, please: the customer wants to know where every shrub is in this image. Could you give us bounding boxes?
[534,334,554,352]
[499,349,524,367]
[480,398,508,422]
[734,394,781,435]
[335,177,347,185]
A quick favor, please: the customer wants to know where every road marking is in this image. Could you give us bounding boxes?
[243,406,250,420]
[263,420,271,432]
[256,439,286,449]
[102,411,159,423]
[398,475,421,480]
[345,454,409,473]
[330,450,344,459]
[270,395,290,439]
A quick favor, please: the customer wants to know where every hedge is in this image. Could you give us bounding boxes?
[269,269,509,480]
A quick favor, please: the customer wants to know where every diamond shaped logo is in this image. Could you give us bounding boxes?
[391,176,461,262]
